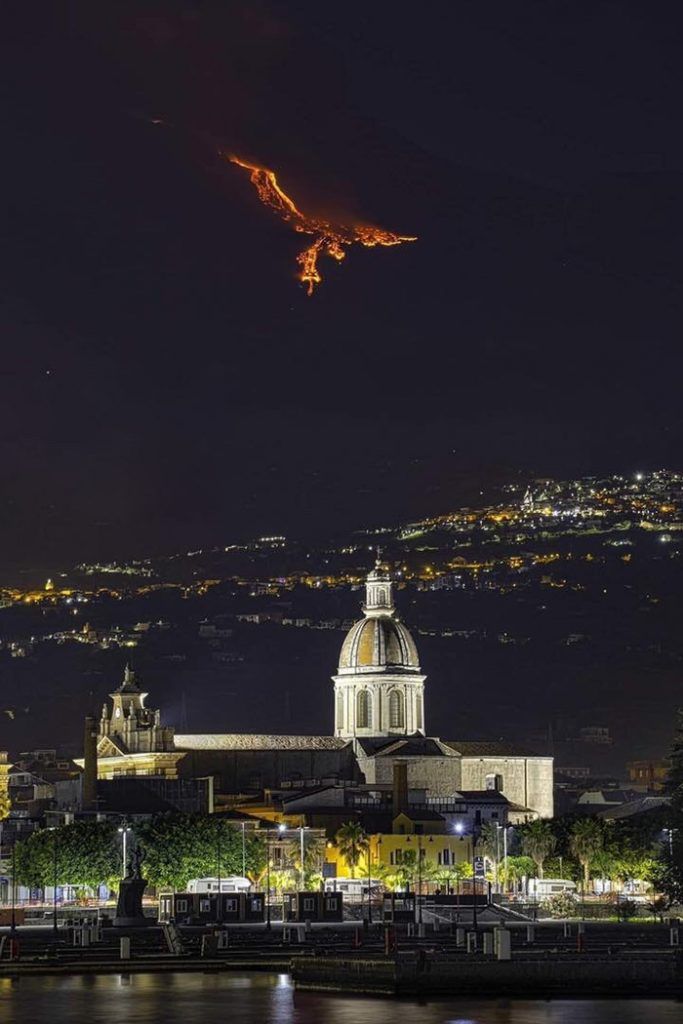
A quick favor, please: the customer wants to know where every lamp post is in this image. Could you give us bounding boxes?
[10,840,16,934]
[417,831,423,927]
[266,832,272,931]
[48,827,59,937]
[117,824,131,878]
[299,825,306,892]
[453,820,478,932]
[241,821,247,879]
[366,834,373,925]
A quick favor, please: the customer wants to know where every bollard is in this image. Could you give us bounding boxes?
[217,930,229,950]
[563,922,571,938]
[417,923,426,938]
[483,932,494,956]
[526,924,535,944]
[433,918,440,933]
[670,927,679,947]
[577,921,585,953]
[496,929,512,961]
[119,937,131,960]
[466,931,477,954]
[407,922,415,937]
[456,926,466,947]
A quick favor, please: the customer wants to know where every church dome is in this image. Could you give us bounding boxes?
[338,615,420,673]
[337,560,420,674]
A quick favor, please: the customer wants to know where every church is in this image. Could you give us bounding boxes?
[85,562,553,820]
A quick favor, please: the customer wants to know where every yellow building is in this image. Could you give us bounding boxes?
[325,812,472,886]
[0,752,11,818]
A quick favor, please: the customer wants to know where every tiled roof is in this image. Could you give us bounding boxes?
[175,734,349,751]
[444,740,544,758]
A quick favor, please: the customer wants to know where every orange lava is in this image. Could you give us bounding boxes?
[228,155,416,294]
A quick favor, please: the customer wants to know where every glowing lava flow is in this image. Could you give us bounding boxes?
[228,155,416,294]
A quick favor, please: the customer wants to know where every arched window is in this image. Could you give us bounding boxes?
[336,691,344,730]
[356,689,372,729]
[389,689,405,729]
[415,696,423,731]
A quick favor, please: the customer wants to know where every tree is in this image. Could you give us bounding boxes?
[136,814,266,890]
[521,820,556,879]
[390,849,419,892]
[334,821,368,878]
[478,822,502,874]
[659,708,683,902]
[570,818,605,892]
[15,821,120,891]
[499,855,536,895]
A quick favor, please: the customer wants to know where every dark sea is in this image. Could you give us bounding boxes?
[0,972,680,1024]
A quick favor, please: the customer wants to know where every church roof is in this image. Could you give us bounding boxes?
[175,734,349,752]
[356,735,455,758]
[444,740,545,758]
[338,616,420,673]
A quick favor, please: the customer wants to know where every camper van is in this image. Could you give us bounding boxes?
[187,877,252,894]
[323,877,384,900]
[527,878,577,901]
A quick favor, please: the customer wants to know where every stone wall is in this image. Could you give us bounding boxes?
[460,756,554,818]
[357,753,461,796]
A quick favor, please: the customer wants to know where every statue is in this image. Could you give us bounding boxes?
[113,841,152,928]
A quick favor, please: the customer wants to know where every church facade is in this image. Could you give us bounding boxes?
[86,564,553,819]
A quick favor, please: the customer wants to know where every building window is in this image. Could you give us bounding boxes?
[336,691,344,729]
[486,773,503,791]
[389,690,405,729]
[303,897,316,912]
[176,899,188,914]
[225,898,238,912]
[357,690,372,729]
[415,697,423,731]
[199,898,211,913]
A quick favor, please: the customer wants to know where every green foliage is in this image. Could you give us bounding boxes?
[659,709,683,902]
[334,821,368,878]
[570,818,605,890]
[615,898,638,921]
[136,814,266,891]
[499,855,536,890]
[520,820,556,879]
[15,821,120,890]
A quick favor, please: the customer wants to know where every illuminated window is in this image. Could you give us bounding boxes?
[389,690,405,729]
[357,690,372,729]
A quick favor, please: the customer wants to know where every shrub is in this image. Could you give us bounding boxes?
[539,890,577,919]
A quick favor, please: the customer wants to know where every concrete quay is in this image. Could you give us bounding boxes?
[291,951,683,998]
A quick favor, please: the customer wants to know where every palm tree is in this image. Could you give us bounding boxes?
[570,818,604,893]
[335,821,369,878]
[521,820,556,879]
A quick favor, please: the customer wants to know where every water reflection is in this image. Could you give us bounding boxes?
[0,973,680,1024]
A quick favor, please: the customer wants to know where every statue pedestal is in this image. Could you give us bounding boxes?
[113,877,152,928]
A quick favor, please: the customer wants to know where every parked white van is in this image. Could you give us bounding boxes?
[527,878,577,900]
[187,877,252,894]
[323,877,384,900]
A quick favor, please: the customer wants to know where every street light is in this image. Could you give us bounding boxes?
[266,824,286,930]
[117,824,132,878]
[46,827,59,937]
[453,820,479,932]
[241,821,247,879]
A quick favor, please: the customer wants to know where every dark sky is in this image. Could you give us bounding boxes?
[2,1,682,572]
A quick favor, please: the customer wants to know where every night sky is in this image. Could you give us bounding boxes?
[3,2,682,572]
